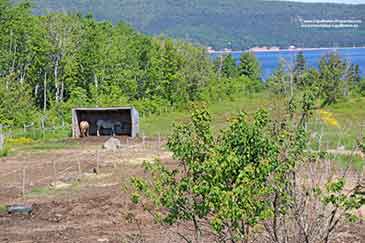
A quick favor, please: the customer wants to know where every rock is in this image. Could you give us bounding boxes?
[7,204,33,215]
[103,137,121,151]
[97,238,109,242]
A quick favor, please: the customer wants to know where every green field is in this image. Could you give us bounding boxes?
[140,93,272,137]
[3,94,365,168]
[141,94,365,149]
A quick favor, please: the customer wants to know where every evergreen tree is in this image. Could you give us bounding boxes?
[267,59,289,95]
[319,52,348,106]
[294,51,306,74]
[221,54,238,78]
[238,52,261,81]
[293,51,306,87]
[351,64,361,84]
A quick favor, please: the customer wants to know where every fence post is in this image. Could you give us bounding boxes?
[78,159,82,177]
[142,132,145,149]
[53,160,57,186]
[40,118,46,139]
[22,167,26,197]
[158,133,161,156]
[96,150,100,174]
[0,124,3,151]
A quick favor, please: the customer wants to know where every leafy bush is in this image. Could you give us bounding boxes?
[0,145,9,157]
[131,97,365,242]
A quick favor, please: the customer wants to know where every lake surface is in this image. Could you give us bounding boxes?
[211,47,365,80]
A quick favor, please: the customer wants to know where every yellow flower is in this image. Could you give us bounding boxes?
[319,110,340,128]
[6,137,33,145]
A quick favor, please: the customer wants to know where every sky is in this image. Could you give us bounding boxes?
[281,0,365,3]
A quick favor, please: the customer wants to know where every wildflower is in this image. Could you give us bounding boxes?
[319,110,340,128]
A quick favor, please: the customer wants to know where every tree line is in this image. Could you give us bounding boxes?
[0,0,251,127]
[1,0,364,128]
[216,51,365,107]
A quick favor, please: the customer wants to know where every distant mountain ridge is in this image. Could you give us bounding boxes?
[31,0,365,50]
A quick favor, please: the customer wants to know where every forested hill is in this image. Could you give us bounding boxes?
[31,0,365,49]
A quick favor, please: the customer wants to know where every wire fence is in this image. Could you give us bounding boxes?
[0,134,166,198]
[0,119,71,142]
[1,113,364,199]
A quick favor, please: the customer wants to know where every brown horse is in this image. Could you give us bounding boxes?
[80,121,90,137]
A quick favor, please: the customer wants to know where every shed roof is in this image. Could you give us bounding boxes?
[73,107,135,111]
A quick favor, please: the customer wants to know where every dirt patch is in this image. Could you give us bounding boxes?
[0,138,364,243]
[0,138,181,242]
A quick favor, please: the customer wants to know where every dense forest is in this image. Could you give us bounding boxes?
[0,0,255,127]
[31,0,365,49]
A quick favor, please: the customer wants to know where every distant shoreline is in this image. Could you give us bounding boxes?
[208,46,365,54]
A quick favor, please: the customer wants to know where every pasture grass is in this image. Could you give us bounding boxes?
[2,127,75,156]
[328,154,365,171]
[141,94,365,151]
[20,140,80,151]
[140,92,272,136]
[27,186,51,197]
[26,182,81,198]
[3,93,365,154]
[8,127,71,142]
[0,204,7,213]
[307,97,365,150]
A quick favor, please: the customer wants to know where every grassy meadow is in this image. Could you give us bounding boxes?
[2,93,365,169]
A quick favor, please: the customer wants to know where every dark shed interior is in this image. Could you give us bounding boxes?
[76,109,132,136]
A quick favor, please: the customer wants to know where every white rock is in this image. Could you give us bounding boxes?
[103,137,121,151]
[97,239,109,242]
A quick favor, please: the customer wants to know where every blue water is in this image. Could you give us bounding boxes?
[211,47,365,80]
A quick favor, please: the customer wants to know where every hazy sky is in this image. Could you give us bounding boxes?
[281,0,365,3]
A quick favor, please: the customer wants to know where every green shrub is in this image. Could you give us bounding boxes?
[0,145,9,157]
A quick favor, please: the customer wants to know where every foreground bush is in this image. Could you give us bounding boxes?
[131,97,365,243]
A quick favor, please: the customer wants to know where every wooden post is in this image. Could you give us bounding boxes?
[22,167,26,197]
[318,126,323,152]
[96,150,100,174]
[142,132,145,150]
[41,118,45,140]
[158,133,161,156]
[78,159,82,177]
[0,124,3,151]
[53,160,57,185]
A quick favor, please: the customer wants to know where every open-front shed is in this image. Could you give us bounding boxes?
[72,107,139,138]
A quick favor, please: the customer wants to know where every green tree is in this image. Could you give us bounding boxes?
[238,52,261,81]
[131,98,365,242]
[130,101,308,242]
[0,75,38,126]
[44,13,82,103]
[221,54,238,78]
[267,59,289,95]
[354,78,365,97]
[319,53,348,106]
[294,51,306,87]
